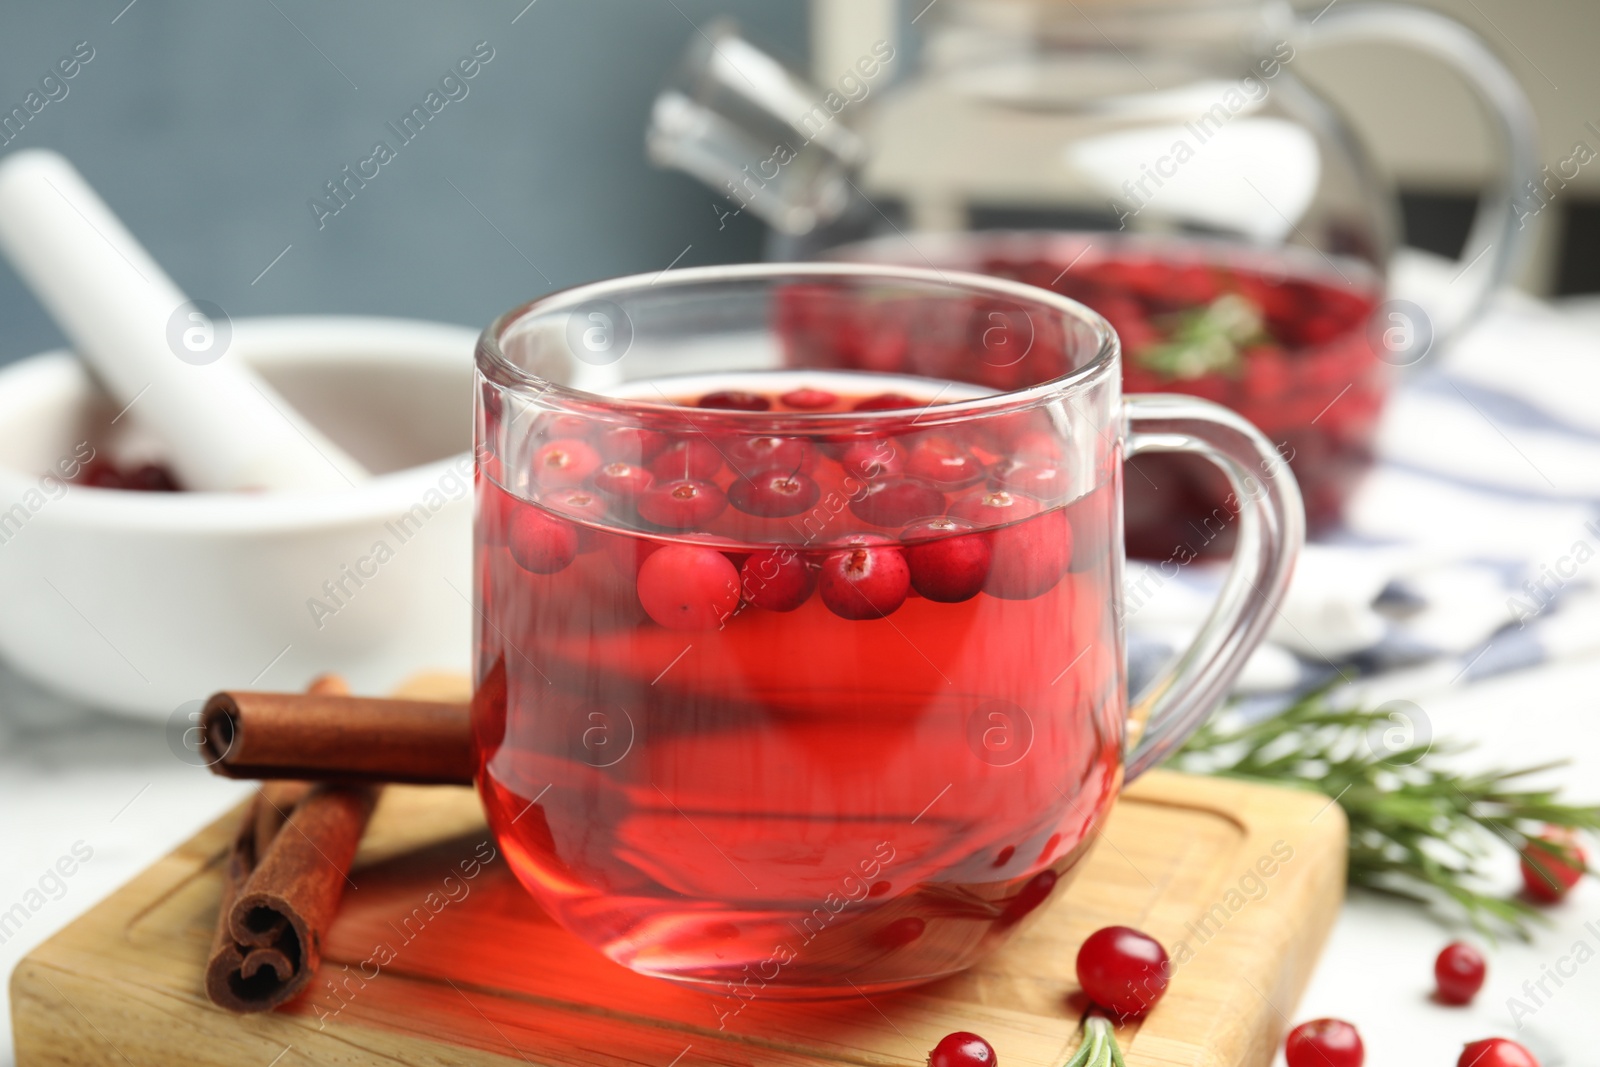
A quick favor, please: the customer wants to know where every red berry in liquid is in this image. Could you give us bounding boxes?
[780,387,837,410]
[598,426,669,464]
[592,461,655,500]
[906,436,984,488]
[649,439,723,481]
[740,549,816,612]
[1458,1038,1539,1067]
[849,478,945,528]
[904,518,991,602]
[533,438,601,488]
[928,1032,996,1067]
[729,470,820,517]
[953,490,1070,601]
[698,390,771,411]
[1435,941,1486,1005]
[728,435,812,476]
[995,462,1068,503]
[506,506,578,574]
[1075,925,1171,1018]
[853,392,920,412]
[819,540,910,619]
[541,488,607,550]
[637,479,727,529]
[636,545,740,630]
[840,438,904,480]
[1520,826,1586,902]
[1285,1020,1363,1067]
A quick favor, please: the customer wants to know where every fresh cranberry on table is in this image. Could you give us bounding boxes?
[636,544,740,630]
[739,549,815,612]
[729,469,820,517]
[1520,826,1586,902]
[1074,925,1171,1018]
[636,479,727,529]
[1458,1038,1540,1067]
[903,518,991,603]
[928,1031,997,1067]
[1285,1019,1363,1067]
[506,507,578,575]
[1435,941,1487,1005]
[532,438,601,488]
[818,538,909,620]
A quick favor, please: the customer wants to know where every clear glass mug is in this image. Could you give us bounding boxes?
[473,263,1302,997]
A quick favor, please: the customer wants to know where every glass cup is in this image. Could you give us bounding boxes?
[473,263,1301,998]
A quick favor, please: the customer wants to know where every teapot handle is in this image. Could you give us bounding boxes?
[1295,3,1540,347]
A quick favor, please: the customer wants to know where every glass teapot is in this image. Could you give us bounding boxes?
[647,0,1538,552]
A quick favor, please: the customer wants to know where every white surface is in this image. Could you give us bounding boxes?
[0,151,366,492]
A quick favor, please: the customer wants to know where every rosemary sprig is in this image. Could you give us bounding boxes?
[1173,687,1600,940]
[1061,1017,1127,1067]
[1135,293,1267,379]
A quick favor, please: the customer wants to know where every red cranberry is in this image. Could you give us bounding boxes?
[849,478,945,528]
[648,439,723,481]
[728,435,812,476]
[80,457,125,489]
[698,390,771,411]
[637,479,727,529]
[729,470,820,517]
[591,461,655,500]
[819,539,909,619]
[1075,925,1171,1018]
[853,392,920,412]
[780,387,837,410]
[904,518,991,602]
[840,438,904,481]
[533,438,601,488]
[953,490,1071,600]
[636,545,740,630]
[1521,826,1586,902]
[906,436,984,488]
[949,487,1041,527]
[995,462,1068,503]
[126,462,181,492]
[740,549,816,612]
[1458,1038,1539,1067]
[1435,941,1487,1005]
[928,1032,996,1067]
[506,507,578,574]
[535,413,593,440]
[1285,1020,1364,1067]
[598,426,669,464]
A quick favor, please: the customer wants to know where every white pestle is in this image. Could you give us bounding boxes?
[0,150,368,491]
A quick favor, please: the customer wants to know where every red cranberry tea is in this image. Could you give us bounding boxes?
[475,372,1125,995]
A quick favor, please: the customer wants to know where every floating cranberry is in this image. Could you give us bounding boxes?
[507,507,578,574]
[1285,1020,1363,1067]
[698,389,771,411]
[849,478,945,528]
[995,463,1068,503]
[1435,941,1487,1005]
[780,387,837,410]
[535,413,593,440]
[637,479,727,529]
[907,436,984,488]
[928,1032,996,1067]
[533,438,601,488]
[840,438,904,481]
[728,435,812,476]
[952,490,1071,600]
[1075,925,1171,1018]
[853,392,920,412]
[949,487,1041,527]
[904,518,991,602]
[541,488,606,549]
[729,470,820,517]
[1458,1038,1539,1067]
[598,426,669,464]
[591,461,655,500]
[739,550,815,612]
[648,439,724,481]
[819,539,909,619]
[1520,826,1586,902]
[636,545,740,630]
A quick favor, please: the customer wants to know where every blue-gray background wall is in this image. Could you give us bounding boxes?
[0,1,809,363]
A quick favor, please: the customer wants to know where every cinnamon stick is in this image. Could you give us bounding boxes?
[205,676,381,1013]
[201,689,474,786]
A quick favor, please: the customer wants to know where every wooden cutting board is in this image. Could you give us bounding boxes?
[11,678,1347,1067]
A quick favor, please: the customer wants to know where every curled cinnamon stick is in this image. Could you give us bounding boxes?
[201,689,474,786]
[205,675,382,1013]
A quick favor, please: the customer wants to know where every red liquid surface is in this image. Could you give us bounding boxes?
[474,376,1125,996]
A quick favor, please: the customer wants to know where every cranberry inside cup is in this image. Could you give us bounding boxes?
[473,264,1301,996]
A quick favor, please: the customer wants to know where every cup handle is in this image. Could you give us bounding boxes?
[1295,4,1540,345]
[1120,394,1305,779]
